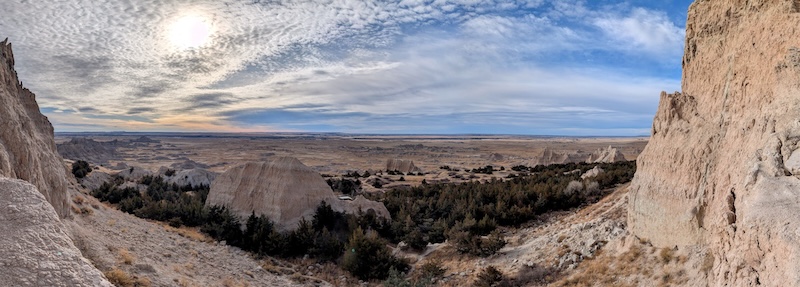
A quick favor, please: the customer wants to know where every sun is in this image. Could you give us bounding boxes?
[168,15,212,50]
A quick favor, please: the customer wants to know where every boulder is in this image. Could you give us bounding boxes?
[581,166,604,180]
[0,177,111,286]
[206,157,389,231]
[0,39,69,218]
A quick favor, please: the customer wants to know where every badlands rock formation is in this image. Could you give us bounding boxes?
[57,138,120,164]
[587,146,626,163]
[629,1,800,285]
[532,147,625,166]
[0,177,111,286]
[0,39,69,218]
[207,157,389,230]
[166,168,216,187]
[385,159,421,173]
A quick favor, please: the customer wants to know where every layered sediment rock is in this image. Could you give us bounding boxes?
[629,1,800,285]
[0,39,69,218]
[57,138,120,164]
[207,157,389,230]
[587,146,626,163]
[0,177,111,286]
[385,159,420,173]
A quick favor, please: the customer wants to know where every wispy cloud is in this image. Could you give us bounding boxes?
[1,0,691,135]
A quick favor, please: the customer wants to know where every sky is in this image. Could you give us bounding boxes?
[2,0,694,135]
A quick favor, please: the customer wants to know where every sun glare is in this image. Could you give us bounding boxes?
[168,15,212,50]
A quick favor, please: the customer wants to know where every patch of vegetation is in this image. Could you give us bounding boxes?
[343,227,409,280]
[471,165,495,174]
[326,178,361,195]
[368,161,636,257]
[473,266,509,287]
[71,160,92,179]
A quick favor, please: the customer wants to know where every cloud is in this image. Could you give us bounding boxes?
[593,8,685,58]
[1,0,689,135]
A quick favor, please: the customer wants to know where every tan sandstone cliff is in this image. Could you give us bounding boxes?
[207,157,390,231]
[629,1,800,285]
[0,39,69,218]
[0,39,110,286]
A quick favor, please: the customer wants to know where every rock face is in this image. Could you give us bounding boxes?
[78,170,111,191]
[0,177,111,286]
[57,138,120,164]
[533,147,625,166]
[385,159,420,173]
[629,1,800,285]
[166,169,216,187]
[534,148,584,166]
[0,39,69,218]
[207,157,389,230]
[116,166,152,181]
[587,146,626,163]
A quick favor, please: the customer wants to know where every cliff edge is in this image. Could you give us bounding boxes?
[0,39,69,218]
[629,1,800,285]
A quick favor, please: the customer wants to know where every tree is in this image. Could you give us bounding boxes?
[343,227,408,280]
[71,160,92,179]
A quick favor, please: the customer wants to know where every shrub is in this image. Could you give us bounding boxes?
[104,268,134,287]
[418,260,446,281]
[343,227,408,280]
[473,266,505,287]
[164,169,176,177]
[71,160,92,179]
[312,228,344,262]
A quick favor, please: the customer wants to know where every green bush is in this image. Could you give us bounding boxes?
[343,227,409,280]
[370,161,636,252]
[71,160,92,179]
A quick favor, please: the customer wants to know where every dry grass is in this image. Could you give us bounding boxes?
[221,277,251,287]
[80,206,94,215]
[73,195,86,205]
[554,245,646,287]
[287,258,354,286]
[118,248,135,265]
[160,224,212,242]
[659,247,674,264]
[104,268,152,287]
[105,268,134,287]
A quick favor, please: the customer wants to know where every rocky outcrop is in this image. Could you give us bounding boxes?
[385,159,420,173]
[166,169,216,187]
[170,159,209,170]
[115,166,152,181]
[78,170,111,191]
[57,138,120,164]
[0,39,69,218]
[207,157,389,230]
[0,177,111,286]
[587,146,626,163]
[629,1,800,285]
[581,166,604,180]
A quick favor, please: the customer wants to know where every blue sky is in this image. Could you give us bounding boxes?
[2,0,694,135]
